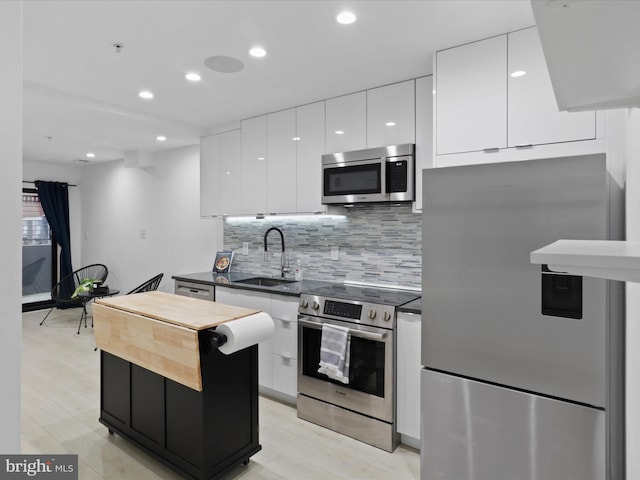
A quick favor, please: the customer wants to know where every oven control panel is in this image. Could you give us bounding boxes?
[324,300,362,319]
[298,294,396,329]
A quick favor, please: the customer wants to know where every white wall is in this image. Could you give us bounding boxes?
[0,1,22,453]
[23,161,84,273]
[80,145,223,293]
[624,109,640,479]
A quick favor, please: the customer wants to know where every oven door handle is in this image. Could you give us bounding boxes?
[298,318,387,342]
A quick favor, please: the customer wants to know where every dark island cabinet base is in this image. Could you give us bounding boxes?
[100,337,261,480]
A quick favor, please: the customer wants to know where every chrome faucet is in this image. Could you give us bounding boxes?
[264,227,289,278]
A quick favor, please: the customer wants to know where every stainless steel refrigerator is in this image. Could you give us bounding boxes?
[421,155,624,480]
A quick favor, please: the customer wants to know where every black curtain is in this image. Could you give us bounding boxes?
[35,181,73,282]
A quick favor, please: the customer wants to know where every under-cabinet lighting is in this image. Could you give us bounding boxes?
[510,70,527,78]
[225,214,346,223]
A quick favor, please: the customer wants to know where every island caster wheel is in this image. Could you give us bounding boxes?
[108,429,114,435]
[242,459,249,466]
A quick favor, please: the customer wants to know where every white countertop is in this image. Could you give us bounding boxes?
[530,239,640,283]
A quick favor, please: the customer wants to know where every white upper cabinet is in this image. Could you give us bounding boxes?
[414,75,433,212]
[435,27,599,165]
[200,130,241,216]
[241,115,268,214]
[366,80,415,148]
[267,109,297,214]
[296,101,326,213]
[200,133,220,217]
[507,27,596,147]
[436,35,508,155]
[325,91,366,153]
[219,130,242,215]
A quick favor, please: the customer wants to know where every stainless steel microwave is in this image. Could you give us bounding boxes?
[321,144,415,205]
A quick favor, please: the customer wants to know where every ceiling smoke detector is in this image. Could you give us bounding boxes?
[112,42,124,53]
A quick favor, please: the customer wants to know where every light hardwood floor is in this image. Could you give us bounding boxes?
[22,307,420,479]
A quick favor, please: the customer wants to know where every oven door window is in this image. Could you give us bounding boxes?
[301,326,385,397]
[323,163,381,197]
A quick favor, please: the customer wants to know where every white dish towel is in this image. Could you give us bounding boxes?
[317,323,350,384]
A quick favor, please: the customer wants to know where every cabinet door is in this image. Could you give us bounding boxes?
[272,353,298,398]
[507,27,596,147]
[436,35,507,155]
[214,286,243,306]
[219,129,242,215]
[241,291,273,389]
[367,80,415,148]
[397,312,421,440]
[267,109,297,213]
[200,134,220,217]
[414,75,433,212]
[325,91,366,153]
[296,101,326,213]
[241,116,268,214]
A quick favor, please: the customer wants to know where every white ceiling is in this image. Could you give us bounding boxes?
[22,0,535,165]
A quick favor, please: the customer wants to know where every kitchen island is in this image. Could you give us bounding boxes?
[93,291,268,480]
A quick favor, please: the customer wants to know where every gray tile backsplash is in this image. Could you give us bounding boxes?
[223,204,422,288]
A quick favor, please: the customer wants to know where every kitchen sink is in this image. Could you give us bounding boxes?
[235,277,298,287]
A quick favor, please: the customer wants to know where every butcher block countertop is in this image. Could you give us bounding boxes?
[93,291,261,391]
[94,291,259,330]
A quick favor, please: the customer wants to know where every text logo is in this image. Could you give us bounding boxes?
[0,455,77,479]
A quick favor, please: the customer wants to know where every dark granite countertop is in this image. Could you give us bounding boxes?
[397,297,422,314]
[171,271,336,297]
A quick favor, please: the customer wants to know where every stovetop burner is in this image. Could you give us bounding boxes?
[303,283,421,307]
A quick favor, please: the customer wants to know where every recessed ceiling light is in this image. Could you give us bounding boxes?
[292,137,301,141]
[139,90,154,99]
[510,70,527,78]
[156,135,167,142]
[257,157,265,161]
[337,11,356,25]
[385,122,396,127]
[185,72,201,82]
[86,152,95,158]
[249,47,267,58]
[335,130,345,135]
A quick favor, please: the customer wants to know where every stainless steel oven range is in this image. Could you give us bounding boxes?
[297,284,420,452]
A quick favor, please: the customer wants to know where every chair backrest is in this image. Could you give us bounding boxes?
[52,263,109,303]
[127,273,163,295]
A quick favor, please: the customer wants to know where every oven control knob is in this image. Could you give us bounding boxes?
[299,298,308,309]
[383,311,392,322]
[312,301,320,311]
[368,309,377,319]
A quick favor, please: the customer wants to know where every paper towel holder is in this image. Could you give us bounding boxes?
[209,331,228,349]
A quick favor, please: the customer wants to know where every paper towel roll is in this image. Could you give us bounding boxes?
[215,312,274,355]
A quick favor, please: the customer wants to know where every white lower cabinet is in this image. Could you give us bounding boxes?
[215,287,299,403]
[397,312,421,444]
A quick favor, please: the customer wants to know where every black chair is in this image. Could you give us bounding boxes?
[40,264,109,330]
[127,273,163,295]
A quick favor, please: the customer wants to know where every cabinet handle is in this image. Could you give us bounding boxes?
[278,318,295,324]
[515,144,533,149]
[483,147,500,153]
[281,352,294,360]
